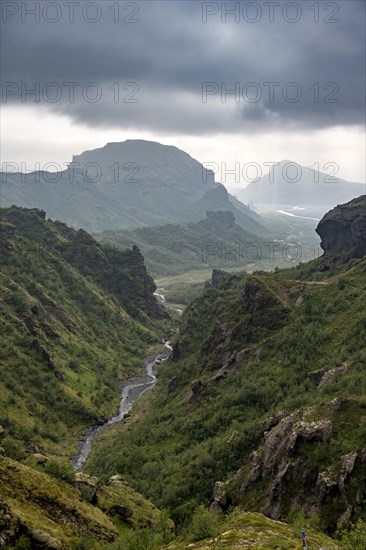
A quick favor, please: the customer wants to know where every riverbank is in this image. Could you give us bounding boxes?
[72,342,172,471]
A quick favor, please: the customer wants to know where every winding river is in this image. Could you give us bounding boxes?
[72,341,172,471]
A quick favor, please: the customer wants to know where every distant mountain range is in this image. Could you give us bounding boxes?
[236,160,365,207]
[1,140,264,234]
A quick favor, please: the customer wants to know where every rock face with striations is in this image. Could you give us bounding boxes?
[316,194,366,270]
[217,401,366,531]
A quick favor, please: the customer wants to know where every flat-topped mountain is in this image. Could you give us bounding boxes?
[236,160,365,208]
[1,140,264,233]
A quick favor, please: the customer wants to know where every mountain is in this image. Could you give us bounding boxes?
[1,140,264,233]
[0,206,168,455]
[96,210,269,277]
[236,160,365,209]
[0,206,180,548]
[86,196,366,533]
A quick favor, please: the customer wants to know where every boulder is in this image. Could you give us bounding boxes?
[29,529,62,549]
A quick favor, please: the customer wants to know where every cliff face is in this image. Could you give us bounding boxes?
[220,400,366,531]
[316,194,366,270]
[1,206,166,320]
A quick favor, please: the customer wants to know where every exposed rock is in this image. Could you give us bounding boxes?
[75,472,99,487]
[32,340,64,380]
[317,451,359,524]
[212,366,229,382]
[327,397,351,411]
[184,379,204,402]
[29,529,62,548]
[75,473,99,497]
[318,362,352,387]
[262,411,288,432]
[308,369,325,385]
[25,440,42,454]
[316,195,366,269]
[108,474,124,487]
[295,296,304,307]
[209,269,240,290]
[235,348,251,364]
[32,454,49,465]
[0,500,21,547]
[109,505,133,520]
[285,285,305,307]
[167,376,179,394]
[209,481,232,513]
[240,410,333,519]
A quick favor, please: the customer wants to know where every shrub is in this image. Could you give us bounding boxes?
[1,436,26,460]
[43,459,75,483]
[9,535,31,550]
[340,519,366,549]
[188,505,221,541]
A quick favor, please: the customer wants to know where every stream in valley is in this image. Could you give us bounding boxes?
[72,341,172,471]
[72,288,175,471]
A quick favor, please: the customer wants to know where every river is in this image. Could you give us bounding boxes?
[72,342,172,471]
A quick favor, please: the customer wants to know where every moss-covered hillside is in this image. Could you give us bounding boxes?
[87,252,366,531]
[0,206,169,457]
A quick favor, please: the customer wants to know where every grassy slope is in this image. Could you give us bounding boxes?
[0,207,169,458]
[86,257,366,530]
[0,455,166,547]
[166,511,339,549]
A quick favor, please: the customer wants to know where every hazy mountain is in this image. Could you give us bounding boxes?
[1,140,264,234]
[236,160,365,208]
[96,210,268,277]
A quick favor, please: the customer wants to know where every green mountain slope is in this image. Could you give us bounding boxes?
[86,197,366,533]
[0,206,168,457]
[0,454,170,548]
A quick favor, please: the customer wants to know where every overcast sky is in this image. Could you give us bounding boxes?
[1,0,365,190]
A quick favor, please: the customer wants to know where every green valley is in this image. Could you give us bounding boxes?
[1,197,365,549]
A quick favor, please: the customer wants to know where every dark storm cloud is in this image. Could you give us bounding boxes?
[1,0,365,134]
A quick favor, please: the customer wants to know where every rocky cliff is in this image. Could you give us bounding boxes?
[316,194,366,270]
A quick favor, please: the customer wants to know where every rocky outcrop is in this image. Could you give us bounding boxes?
[29,529,62,549]
[167,376,179,394]
[220,403,365,529]
[318,361,352,387]
[309,362,352,388]
[316,194,366,270]
[209,481,232,513]
[184,379,204,402]
[32,339,64,380]
[0,501,22,548]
